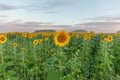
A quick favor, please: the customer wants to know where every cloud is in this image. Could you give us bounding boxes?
[0,15,9,22]
[0,2,65,13]
[25,0,78,13]
[74,21,120,33]
[0,3,21,10]
[1,19,120,33]
[0,20,69,32]
[72,15,120,33]
[1,14,120,33]
[84,15,120,22]
[44,11,59,14]
[41,0,72,10]
[0,0,78,13]
[0,15,8,18]
[52,25,73,31]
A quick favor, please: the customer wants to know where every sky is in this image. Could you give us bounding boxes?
[1,0,120,32]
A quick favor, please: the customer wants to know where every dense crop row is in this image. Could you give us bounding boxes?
[0,31,120,80]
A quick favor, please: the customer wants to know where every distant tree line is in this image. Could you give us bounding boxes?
[35,30,56,32]
[35,29,87,32]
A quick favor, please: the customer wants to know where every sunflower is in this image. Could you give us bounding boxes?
[28,34,33,39]
[21,48,25,51]
[89,31,95,36]
[44,37,49,41]
[75,32,79,38]
[69,32,74,37]
[13,43,18,48]
[83,34,88,40]
[54,30,70,47]
[38,39,43,43]
[33,40,39,45]
[22,32,27,38]
[100,33,105,37]
[107,35,113,42]
[0,34,7,44]
[103,38,108,42]
[83,34,90,40]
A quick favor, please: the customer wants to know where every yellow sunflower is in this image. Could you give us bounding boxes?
[38,39,43,43]
[13,43,18,48]
[89,31,95,36]
[103,38,108,42]
[28,34,33,39]
[0,34,7,44]
[83,34,88,40]
[54,30,70,47]
[107,35,113,42]
[69,32,74,37]
[22,32,27,38]
[44,37,49,41]
[33,40,39,45]
[83,34,90,40]
[100,33,105,37]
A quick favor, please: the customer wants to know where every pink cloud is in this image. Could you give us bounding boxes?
[0,17,120,33]
[75,22,120,33]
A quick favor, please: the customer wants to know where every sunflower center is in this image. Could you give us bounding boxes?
[109,37,112,40]
[57,33,66,43]
[0,37,5,41]
[14,44,17,47]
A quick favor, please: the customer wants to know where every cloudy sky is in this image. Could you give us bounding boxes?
[0,0,120,32]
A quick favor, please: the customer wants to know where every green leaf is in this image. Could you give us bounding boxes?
[46,56,56,64]
[56,53,67,62]
[47,69,63,80]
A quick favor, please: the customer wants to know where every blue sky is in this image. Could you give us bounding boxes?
[0,0,120,32]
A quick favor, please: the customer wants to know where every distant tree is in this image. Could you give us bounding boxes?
[72,30,87,32]
[35,30,56,32]
[117,31,120,33]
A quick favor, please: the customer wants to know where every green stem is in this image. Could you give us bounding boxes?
[14,48,16,62]
[22,50,25,78]
[0,44,4,64]
[34,45,38,79]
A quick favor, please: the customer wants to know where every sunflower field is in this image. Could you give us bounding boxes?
[0,30,120,80]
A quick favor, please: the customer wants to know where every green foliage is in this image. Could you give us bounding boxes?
[0,33,120,80]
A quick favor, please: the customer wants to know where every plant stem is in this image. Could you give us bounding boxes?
[0,44,4,64]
